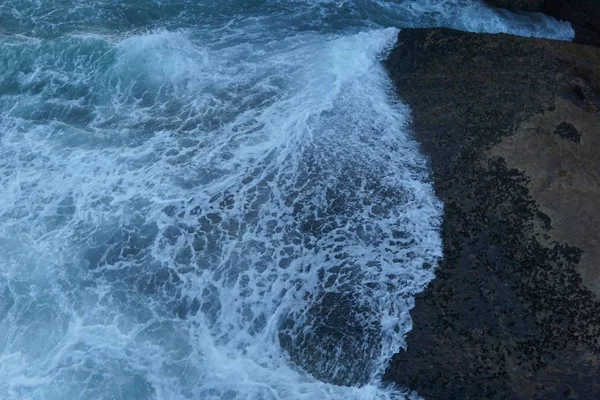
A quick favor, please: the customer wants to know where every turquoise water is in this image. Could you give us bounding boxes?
[0,1,572,399]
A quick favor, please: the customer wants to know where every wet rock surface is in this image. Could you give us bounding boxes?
[383,28,600,399]
[485,0,600,47]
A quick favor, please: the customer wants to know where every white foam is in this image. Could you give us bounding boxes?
[392,0,574,39]
[0,25,440,400]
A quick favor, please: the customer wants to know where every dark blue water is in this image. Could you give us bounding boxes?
[0,1,572,399]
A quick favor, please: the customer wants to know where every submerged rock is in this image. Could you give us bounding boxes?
[383,28,600,399]
[485,0,600,46]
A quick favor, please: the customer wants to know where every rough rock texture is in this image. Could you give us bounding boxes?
[485,0,600,47]
[383,28,600,400]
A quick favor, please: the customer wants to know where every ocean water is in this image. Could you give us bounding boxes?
[0,1,572,400]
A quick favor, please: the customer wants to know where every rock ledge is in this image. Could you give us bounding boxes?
[383,28,600,399]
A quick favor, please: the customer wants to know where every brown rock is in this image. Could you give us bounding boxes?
[383,28,600,399]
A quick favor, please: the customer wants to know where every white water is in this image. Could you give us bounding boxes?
[0,1,573,399]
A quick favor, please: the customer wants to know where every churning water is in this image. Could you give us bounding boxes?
[0,1,572,399]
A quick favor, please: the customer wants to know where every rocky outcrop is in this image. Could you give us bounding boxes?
[485,0,600,47]
[383,28,600,399]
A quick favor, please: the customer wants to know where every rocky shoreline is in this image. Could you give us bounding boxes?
[383,28,600,399]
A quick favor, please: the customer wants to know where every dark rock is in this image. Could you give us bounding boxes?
[554,121,581,142]
[485,0,600,47]
[383,28,600,399]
